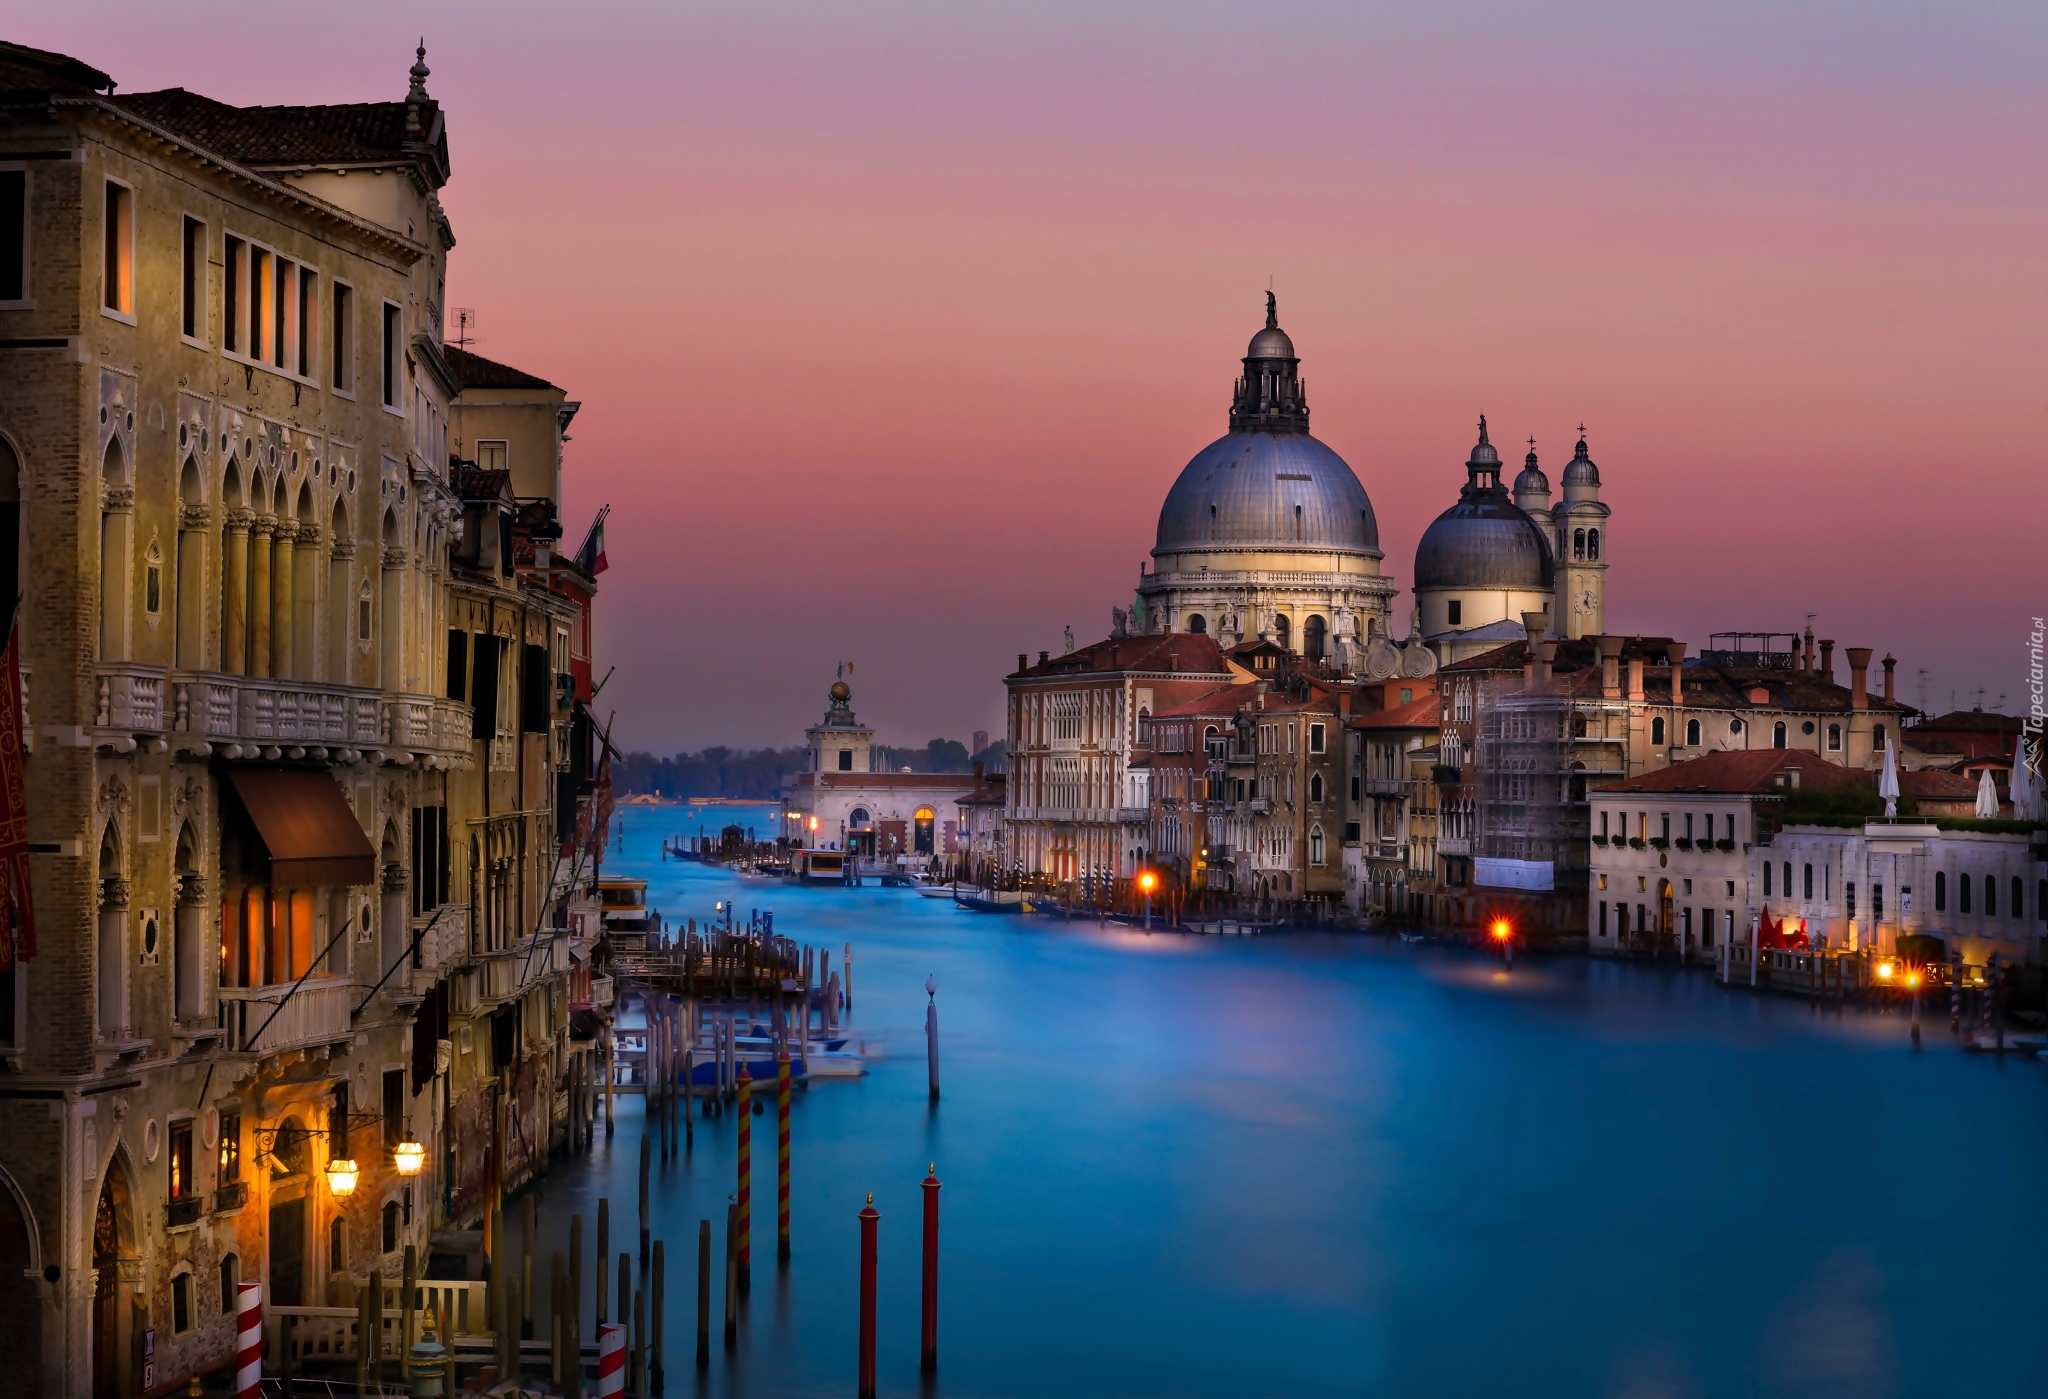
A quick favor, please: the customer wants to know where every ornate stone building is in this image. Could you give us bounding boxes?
[1137,296,1396,661]
[0,42,603,1399]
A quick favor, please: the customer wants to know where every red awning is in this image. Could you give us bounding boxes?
[226,768,378,888]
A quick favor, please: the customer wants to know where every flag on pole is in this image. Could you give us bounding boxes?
[575,505,611,577]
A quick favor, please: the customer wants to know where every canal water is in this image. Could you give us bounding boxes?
[524,803,2046,1398]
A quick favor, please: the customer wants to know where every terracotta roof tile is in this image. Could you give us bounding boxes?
[1013,632,1230,679]
[445,344,558,392]
[1353,693,1443,729]
[1598,749,1851,795]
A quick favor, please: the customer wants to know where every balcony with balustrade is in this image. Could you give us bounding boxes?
[217,978,354,1056]
[96,668,482,767]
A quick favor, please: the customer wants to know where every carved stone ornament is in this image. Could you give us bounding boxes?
[178,503,213,531]
[101,485,135,513]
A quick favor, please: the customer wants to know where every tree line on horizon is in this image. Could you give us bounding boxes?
[614,738,1005,800]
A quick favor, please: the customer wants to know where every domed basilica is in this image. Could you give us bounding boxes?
[1137,297,1611,668]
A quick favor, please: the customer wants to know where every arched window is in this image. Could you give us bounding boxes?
[100,435,132,661]
[1309,773,1324,804]
[1186,613,1206,634]
[1773,722,1787,749]
[2013,876,2024,920]
[1827,724,1842,751]
[1573,528,1586,560]
[914,806,936,856]
[847,808,872,830]
[1985,876,1995,917]
[1651,717,1665,745]
[1935,870,1945,912]
[1873,724,1886,749]
[1960,872,1972,913]
[1272,614,1291,648]
[1137,707,1152,745]
[1586,528,1600,560]
[1303,615,1327,662]
[144,538,163,622]
[1308,825,1325,866]
[1685,718,1701,746]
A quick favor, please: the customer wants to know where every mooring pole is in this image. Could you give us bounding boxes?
[695,1222,711,1368]
[595,1198,610,1322]
[776,1047,792,1261]
[920,1165,941,1373]
[722,1201,738,1350]
[736,1061,753,1290]
[857,1194,880,1399]
[925,976,940,1102]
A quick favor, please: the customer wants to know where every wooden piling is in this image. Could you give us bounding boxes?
[722,1201,737,1350]
[570,1212,585,1349]
[595,1198,610,1322]
[551,1253,567,1387]
[605,1028,616,1134]
[632,1285,647,1397]
[921,1166,941,1372]
[737,1061,753,1290]
[354,1279,371,1394]
[695,1220,711,1368]
[367,1268,384,1389]
[615,1254,631,1375]
[651,1239,666,1392]
[401,1243,418,1365]
[776,1049,792,1261]
[522,1194,536,1339]
[843,942,853,1007]
[638,1132,651,1264]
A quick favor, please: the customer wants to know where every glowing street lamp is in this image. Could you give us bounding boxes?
[1906,968,1923,1044]
[1490,918,1514,970]
[325,1157,360,1198]
[392,1139,426,1177]
[1137,869,1158,929]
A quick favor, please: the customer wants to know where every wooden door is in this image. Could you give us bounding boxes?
[268,1196,306,1307]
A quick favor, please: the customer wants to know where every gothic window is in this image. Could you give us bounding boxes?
[1309,825,1325,866]
[1309,773,1324,804]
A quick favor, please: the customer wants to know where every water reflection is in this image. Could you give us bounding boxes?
[509,805,2046,1398]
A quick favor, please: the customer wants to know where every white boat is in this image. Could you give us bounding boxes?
[914,883,960,900]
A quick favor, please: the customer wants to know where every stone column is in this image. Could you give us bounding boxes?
[271,521,295,682]
[222,508,252,676]
[380,545,407,693]
[327,537,355,684]
[97,876,131,1039]
[248,517,275,678]
[176,503,210,669]
[294,524,321,681]
[381,861,410,991]
[98,485,135,662]
[174,872,208,1022]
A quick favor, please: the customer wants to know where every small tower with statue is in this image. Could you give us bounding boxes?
[806,665,874,774]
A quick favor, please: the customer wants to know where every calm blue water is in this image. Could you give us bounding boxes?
[522,803,2047,1398]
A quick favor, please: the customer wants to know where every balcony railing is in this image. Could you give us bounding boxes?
[213,1180,248,1213]
[95,663,165,732]
[1363,777,1406,797]
[159,671,472,763]
[166,1195,202,1228]
[217,978,352,1055]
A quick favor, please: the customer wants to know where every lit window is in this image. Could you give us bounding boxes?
[102,179,133,316]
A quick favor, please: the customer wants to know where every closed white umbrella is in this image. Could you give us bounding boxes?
[1974,767,1998,819]
[1878,741,1901,819]
[2009,740,2039,822]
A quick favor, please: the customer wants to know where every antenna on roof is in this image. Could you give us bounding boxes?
[450,307,478,349]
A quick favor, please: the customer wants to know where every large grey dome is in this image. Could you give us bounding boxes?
[1155,431,1380,553]
[1413,415,1553,590]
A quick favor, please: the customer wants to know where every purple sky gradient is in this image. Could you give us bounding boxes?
[26,2,2048,751]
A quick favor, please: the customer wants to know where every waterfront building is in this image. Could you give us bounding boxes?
[1348,689,1444,922]
[953,762,1007,885]
[1005,633,1236,883]
[1441,622,1913,936]
[780,675,977,862]
[0,43,602,1398]
[1135,296,1396,659]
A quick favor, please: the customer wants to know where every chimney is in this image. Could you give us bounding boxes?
[1039,650,1050,667]
[1521,610,1550,684]
[1666,641,1687,704]
[1531,638,1557,685]
[1846,647,1872,710]
[1818,639,1834,683]
[1881,653,1896,702]
[1017,653,1027,674]
[971,759,985,782]
[1338,691,1353,722]
[1626,651,1645,702]
[1802,626,1815,673]
[1597,635,1624,699]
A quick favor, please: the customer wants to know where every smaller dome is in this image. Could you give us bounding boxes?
[1247,325,1295,360]
[1513,447,1549,497]
[1563,435,1600,487]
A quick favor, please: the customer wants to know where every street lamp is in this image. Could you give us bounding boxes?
[1137,870,1158,929]
[325,1157,360,1198]
[392,1139,426,1176]
[1490,918,1514,970]
[1906,969,1922,1044]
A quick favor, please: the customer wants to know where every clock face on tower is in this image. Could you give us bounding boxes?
[1575,584,1600,616]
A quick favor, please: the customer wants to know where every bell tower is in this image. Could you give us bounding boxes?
[1552,429,1611,640]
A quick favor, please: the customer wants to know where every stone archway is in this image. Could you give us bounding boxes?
[91,1151,138,1399]
[0,1166,41,1399]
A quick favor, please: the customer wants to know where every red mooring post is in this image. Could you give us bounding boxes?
[736,1059,753,1290]
[234,1283,262,1399]
[776,1048,792,1262]
[857,1194,880,1399]
[920,1164,941,1373]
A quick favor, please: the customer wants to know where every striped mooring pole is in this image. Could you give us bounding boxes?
[594,1324,625,1399]
[776,1048,792,1262]
[920,1165,941,1373]
[234,1283,262,1399]
[736,1060,752,1290]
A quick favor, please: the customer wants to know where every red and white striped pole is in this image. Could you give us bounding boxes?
[594,1323,625,1399]
[234,1283,263,1399]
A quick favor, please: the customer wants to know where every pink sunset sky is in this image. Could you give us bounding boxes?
[28,2,2047,752]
